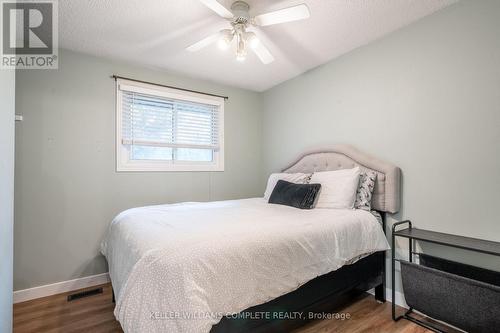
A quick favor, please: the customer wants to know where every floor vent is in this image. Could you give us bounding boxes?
[67,287,103,301]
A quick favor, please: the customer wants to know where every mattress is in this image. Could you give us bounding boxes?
[101,198,390,333]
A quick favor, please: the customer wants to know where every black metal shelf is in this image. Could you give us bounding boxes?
[393,227,500,257]
[391,220,500,333]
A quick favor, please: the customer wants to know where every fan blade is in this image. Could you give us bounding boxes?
[252,41,274,64]
[254,4,310,27]
[186,32,222,52]
[199,0,234,19]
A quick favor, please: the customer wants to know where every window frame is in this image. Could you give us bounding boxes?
[116,78,224,172]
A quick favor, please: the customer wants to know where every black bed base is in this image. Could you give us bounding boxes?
[211,251,386,333]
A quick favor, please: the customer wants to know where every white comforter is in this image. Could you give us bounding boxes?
[101,198,389,333]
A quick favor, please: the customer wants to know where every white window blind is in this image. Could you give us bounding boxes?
[116,79,224,171]
[121,91,220,150]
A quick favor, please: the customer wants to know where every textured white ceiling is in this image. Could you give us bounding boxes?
[59,0,457,91]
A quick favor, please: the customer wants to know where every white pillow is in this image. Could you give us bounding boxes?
[263,173,311,200]
[310,167,361,209]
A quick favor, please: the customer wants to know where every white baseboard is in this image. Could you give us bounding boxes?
[367,287,408,309]
[13,273,110,304]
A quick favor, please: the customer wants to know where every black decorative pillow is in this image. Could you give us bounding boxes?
[354,171,377,211]
[268,180,321,209]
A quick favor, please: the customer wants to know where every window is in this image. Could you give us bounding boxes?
[116,79,224,171]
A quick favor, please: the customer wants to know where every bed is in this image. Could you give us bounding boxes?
[102,144,401,333]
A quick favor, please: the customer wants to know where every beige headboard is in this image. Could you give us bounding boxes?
[282,144,401,213]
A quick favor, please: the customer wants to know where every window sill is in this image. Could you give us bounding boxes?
[116,163,224,172]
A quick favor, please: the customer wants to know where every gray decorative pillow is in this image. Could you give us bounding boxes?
[354,171,377,211]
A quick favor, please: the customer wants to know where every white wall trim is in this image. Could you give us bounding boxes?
[13,273,110,304]
[368,287,408,309]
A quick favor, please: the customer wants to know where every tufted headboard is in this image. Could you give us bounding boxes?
[282,144,401,214]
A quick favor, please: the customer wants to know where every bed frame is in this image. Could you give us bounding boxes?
[211,144,401,333]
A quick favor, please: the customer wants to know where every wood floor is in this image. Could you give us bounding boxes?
[14,283,452,333]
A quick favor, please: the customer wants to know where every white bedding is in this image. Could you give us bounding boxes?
[101,198,390,333]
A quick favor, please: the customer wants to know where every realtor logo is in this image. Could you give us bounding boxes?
[1,0,58,69]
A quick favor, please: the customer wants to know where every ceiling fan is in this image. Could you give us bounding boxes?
[187,0,310,64]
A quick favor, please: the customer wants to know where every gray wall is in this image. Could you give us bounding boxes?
[0,70,15,331]
[262,0,500,291]
[14,49,263,290]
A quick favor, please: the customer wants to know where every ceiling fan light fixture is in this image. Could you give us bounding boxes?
[191,0,311,64]
[236,35,246,61]
[217,38,230,50]
[245,31,259,49]
[236,35,247,62]
[218,29,234,50]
